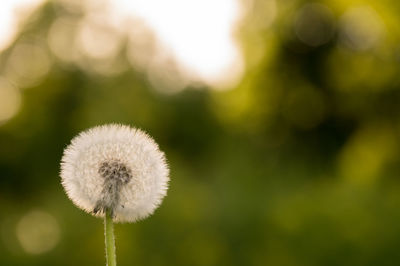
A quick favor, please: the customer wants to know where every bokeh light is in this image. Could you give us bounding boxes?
[0,77,21,125]
[76,15,122,61]
[294,3,335,47]
[339,124,397,184]
[339,6,386,51]
[4,41,51,88]
[0,0,46,52]
[47,17,79,63]
[16,210,60,255]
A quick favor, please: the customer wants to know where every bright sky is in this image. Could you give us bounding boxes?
[0,0,244,88]
[112,0,244,87]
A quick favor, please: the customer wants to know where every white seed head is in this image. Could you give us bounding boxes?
[60,124,169,223]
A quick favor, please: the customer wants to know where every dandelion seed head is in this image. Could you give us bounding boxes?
[60,124,169,223]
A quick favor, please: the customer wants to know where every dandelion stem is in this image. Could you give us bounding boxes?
[104,210,117,266]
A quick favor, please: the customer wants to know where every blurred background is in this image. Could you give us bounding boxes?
[1,0,400,265]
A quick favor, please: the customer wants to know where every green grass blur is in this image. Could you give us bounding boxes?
[1,0,400,265]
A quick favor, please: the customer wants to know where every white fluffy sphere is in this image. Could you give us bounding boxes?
[60,124,169,223]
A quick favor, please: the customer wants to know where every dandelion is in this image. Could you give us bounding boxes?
[60,124,169,266]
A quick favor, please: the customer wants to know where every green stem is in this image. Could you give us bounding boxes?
[104,210,117,266]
